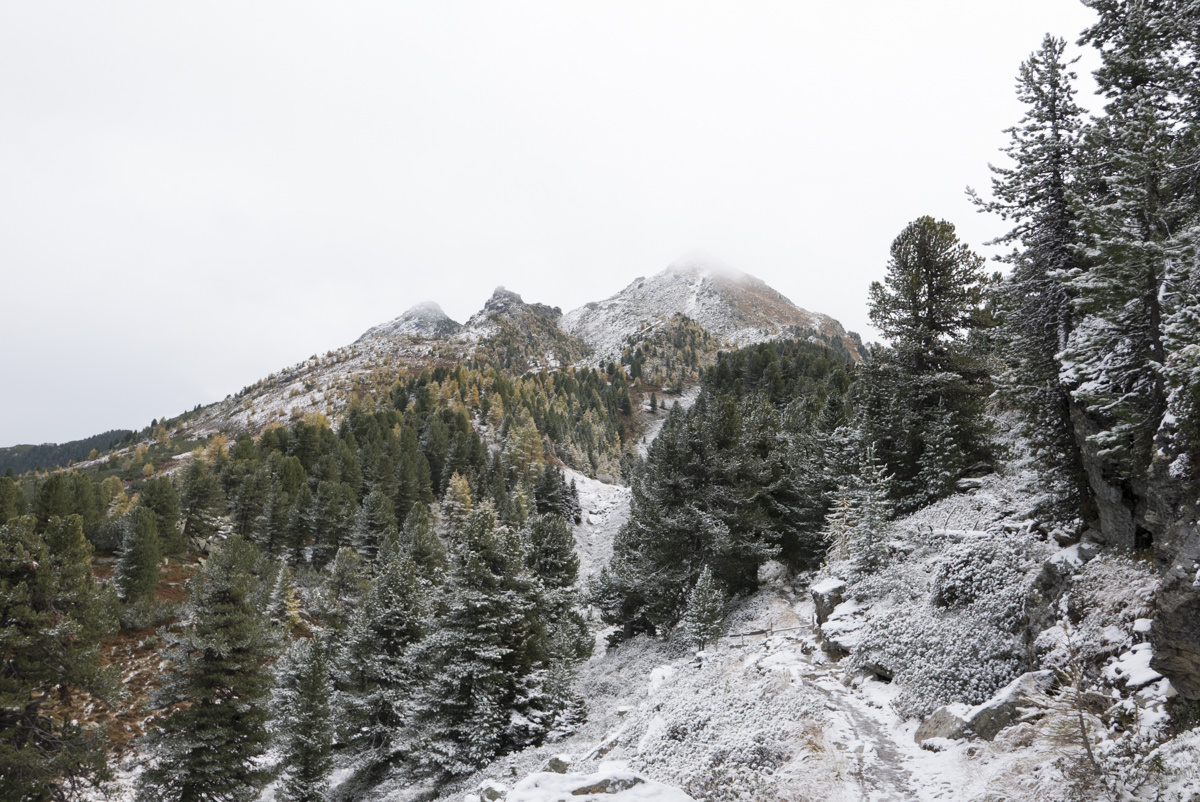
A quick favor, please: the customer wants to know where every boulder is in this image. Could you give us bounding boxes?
[818,599,864,658]
[1152,558,1200,699]
[915,671,1056,744]
[544,754,571,774]
[965,670,1056,740]
[810,577,846,625]
[914,706,969,744]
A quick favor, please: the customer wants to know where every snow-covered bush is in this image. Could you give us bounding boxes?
[852,605,1026,718]
[930,536,1027,616]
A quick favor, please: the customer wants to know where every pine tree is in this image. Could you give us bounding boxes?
[267,563,303,631]
[439,471,474,541]
[847,447,894,575]
[681,565,725,651]
[138,535,276,802]
[335,554,428,772]
[273,636,334,802]
[410,505,536,781]
[116,506,161,603]
[141,475,184,555]
[352,487,398,562]
[180,458,225,548]
[0,515,115,801]
[402,502,447,576]
[0,474,23,523]
[864,217,993,507]
[970,34,1088,514]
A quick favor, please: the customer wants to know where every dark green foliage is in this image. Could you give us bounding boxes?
[533,464,582,524]
[138,535,276,802]
[33,472,72,530]
[273,636,334,802]
[140,475,184,555]
[335,555,428,771]
[0,515,115,801]
[861,217,994,509]
[0,429,133,475]
[524,514,591,661]
[352,488,399,561]
[970,35,1088,516]
[411,505,560,781]
[116,507,161,603]
[0,475,24,523]
[311,480,355,567]
[180,459,225,547]
[596,339,854,641]
[402,502,447,576]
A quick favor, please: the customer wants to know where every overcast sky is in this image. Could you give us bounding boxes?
[1,1,1102,447]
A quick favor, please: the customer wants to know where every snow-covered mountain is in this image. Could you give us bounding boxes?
[562,259,860,365]
[181,261,855,439]
[356,301,462,341]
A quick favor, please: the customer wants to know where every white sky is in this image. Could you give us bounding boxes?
[0,1,1101,447]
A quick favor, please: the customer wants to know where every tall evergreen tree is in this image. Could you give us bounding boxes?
[273,636,334,802]
[180,458,225,548]
[138,535,276,802]
[864,216,993,507]
[335,554,428,773]
[0,474,24,523]
[0,515,115,801]
[971,34,1089,516]
[115,506,161,603]
[140,475,184,555]
[681,565,725,651]
[410,505,538,781]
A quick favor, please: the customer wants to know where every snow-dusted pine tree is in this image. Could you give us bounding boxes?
[681,565,725,651]
[334,553,428,773]
[138,535,276,802]
[970,34,1087,514]
[272,635,334,802]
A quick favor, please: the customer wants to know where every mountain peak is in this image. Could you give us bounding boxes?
[562,261,855,364]
[472,286,562,326]
[356,301,461,342]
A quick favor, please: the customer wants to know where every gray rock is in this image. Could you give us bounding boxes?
[545,754,571,774]
[914,707,969,744]
[916,671,1056,744]
[810,577,846,626]
[965,670,1056,740]
[1152,557,1200,699]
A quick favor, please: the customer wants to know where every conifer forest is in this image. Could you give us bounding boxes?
[5,2,1200,800]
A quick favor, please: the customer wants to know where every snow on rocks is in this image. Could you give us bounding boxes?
[494,761,695,802]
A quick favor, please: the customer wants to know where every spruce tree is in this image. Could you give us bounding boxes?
[681,565,725,651]
[138,535,276,802]
[970,34,1087,515]
[273,636,335,802]
[116,506,161,603]
[0,515,115,801]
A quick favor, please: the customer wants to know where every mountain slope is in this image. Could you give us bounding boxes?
[562,259,860,366]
